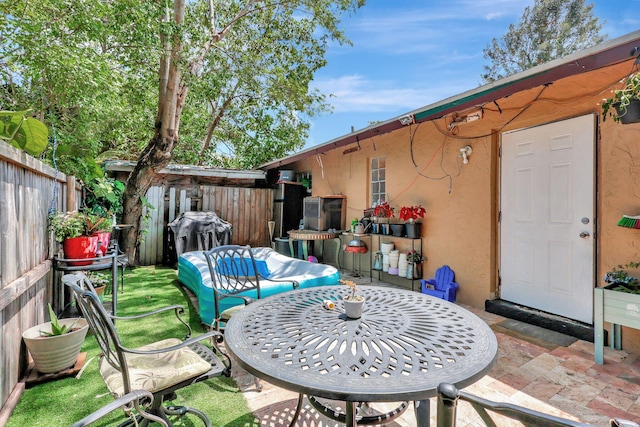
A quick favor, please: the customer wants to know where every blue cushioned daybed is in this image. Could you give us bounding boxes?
[178,247,340,325]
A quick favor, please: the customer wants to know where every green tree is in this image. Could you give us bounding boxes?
[481,0,606,84]
[0,0,159,178]
[1,0,364,263]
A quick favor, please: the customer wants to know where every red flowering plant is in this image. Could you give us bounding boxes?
[399,205,426,223]
[373,202,394,219]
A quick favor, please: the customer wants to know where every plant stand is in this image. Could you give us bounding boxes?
[594,285,640,364]
[24,352,87,388]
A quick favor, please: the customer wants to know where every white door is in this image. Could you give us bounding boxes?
[500,114,595,324]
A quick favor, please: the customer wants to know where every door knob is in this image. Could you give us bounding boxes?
[579,231,590,239]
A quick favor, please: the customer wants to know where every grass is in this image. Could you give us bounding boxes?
[7,266,259,426]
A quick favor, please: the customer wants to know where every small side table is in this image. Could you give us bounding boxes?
[53,251,119,318]
[341,232,372,281]
[287,230,341,265]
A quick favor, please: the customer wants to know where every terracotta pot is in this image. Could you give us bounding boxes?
[63,235,99,266]
[22,318,89,374]
[94,285,106,303]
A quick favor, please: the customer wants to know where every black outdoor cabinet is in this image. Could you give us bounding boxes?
[273,182,306,239]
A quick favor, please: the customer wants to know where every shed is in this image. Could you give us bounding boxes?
[105,161,272,266]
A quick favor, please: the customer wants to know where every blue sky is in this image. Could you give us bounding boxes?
[304,0,640,148]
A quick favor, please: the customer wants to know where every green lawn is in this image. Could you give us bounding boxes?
[8,266,259,426]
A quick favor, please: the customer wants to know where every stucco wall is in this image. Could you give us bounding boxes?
[287,59,640,353]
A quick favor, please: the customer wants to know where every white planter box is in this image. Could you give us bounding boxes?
[594,285,640,364]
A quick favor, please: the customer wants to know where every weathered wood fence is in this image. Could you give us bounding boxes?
[139,184,274,265]
[0,141,276,419]
[0,141,78,421]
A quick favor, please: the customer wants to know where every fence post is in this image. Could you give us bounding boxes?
[66,175,76,211]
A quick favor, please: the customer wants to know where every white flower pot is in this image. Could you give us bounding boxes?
[343,296,364,319]
[22,318,89,374]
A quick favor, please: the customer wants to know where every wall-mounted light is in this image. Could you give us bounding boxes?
[399,115,414,126]
[460,145,473,164]
[448,107,484,132]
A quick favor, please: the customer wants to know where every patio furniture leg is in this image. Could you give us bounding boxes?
[345,401,357,427]
[613,323,622,350]
[594,288,605,364]
[288,394,305,427]
[415,399,431,427]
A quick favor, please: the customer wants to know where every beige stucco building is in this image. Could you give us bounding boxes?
[261,31,640,354]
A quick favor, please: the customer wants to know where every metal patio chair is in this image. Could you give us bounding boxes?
[70,390,167,427]
[203,244,298,331]
[62,272,231,427]
[436,383,640,427]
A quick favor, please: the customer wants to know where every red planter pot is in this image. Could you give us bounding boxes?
[63,235,99,266]
[92,232,111,256]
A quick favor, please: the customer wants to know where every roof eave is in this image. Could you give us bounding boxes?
[104,160,266,179]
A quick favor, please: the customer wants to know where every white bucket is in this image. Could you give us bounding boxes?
[398,253,408,268]
[389,250,400,268]
[381,243,395,253]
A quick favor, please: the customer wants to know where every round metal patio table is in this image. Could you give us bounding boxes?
[224,286,498,427]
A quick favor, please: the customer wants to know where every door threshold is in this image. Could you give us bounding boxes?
[485,299,594,343]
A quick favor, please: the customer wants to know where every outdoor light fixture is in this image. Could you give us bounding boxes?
[460,145,472,164]
[399,115,414,126]
[448,107,484,132]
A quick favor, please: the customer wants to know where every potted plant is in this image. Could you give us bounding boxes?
[340,279,364,319]
[406,250,425,279]
[594,261,640,364]
[399,205,426,238]
[87,271,110,302]
[84,211,113,256]
[601,72,640,124]
[22,304,89,374]
[49,211,108,265]
[373,202,394,235]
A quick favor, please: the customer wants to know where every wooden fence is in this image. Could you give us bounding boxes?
[139,184,274,265]
[0,141,78,420]
[0,140,276,418]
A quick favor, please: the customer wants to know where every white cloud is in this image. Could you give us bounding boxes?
[333,0,531,56]
[313,74,475,114]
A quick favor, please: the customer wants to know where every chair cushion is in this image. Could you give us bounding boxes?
[220,304,245,320]
[99,338,212,397]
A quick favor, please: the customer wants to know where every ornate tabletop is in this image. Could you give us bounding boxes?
[287,230,341,264]
[288,230,340,240]
[225,286,497,424]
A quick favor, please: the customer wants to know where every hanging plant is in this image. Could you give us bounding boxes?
[601,72,640,123]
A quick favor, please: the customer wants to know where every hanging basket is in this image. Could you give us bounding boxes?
[614,99,640,124]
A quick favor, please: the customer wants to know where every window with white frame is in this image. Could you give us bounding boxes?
[370,156,386,206]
